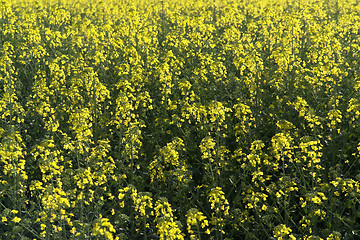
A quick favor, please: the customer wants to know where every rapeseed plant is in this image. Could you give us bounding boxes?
[1,0,360,239]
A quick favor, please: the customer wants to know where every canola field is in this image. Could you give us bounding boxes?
[1,0,360,239]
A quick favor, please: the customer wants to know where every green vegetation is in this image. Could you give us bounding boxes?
[1,0,360,239]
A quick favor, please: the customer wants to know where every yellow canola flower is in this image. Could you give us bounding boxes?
[273,224,293,240]
[12,217,21,223]
[10,209,18,214]
[92,215,116,240]
[186,208,209,238]
[41,224,46,230]
[200,137,216,161]
[154,198,184,239]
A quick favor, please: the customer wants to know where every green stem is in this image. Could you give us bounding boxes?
[196,222,201,240]
[144,216,147,240]
[282,156,288,226]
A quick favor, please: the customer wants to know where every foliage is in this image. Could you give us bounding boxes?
[1,0,360,239]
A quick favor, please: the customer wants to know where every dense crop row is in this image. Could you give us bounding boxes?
[1,0,360,239]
